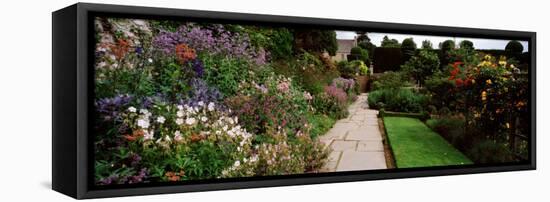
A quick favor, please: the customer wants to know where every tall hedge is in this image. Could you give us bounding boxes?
[373,47,403,73]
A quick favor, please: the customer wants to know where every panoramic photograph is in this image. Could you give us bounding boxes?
[92,17,530,185]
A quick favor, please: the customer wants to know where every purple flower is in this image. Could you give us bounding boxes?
[191,59,204,78]
[95,94,133,121]
[135,47,143,55]
[152,23,268,65]
[180,78,223,108]
[324,85,348,105]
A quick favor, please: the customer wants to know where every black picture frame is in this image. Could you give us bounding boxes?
[52,2,536,199]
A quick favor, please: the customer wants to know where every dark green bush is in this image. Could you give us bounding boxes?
[367,88,427,113]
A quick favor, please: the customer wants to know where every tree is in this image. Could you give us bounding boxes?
[505,40,524,54]
[439,40,456,68]
[440,40,456,52]
[381,36,400,48]
[401,38,417,60]
[349,47,369,63]
[459,40,474,50]
[421,40,433,50]
[401,49,440,86]
[293,29,338,55]
[356,31,371,44]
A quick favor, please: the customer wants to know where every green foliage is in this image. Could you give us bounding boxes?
[371,71,407,90]
[307,113,336,139]
[337,60,369,78]
[312,92,349,119]
[273,52,340,95]
[372,47,404,72]
[348,47,370,64]
[440,40,456,52]
[459,40,474,50]
[401,49,440,86]
[424,72,458,110]
[269,28,294,60]
[95,66,156,99]
[200,54,253,97]
[381,35,401,48]
[421,40,433,50]
[401,37,417,60]
[505,40,524,54]
[293,29,338,55]
[367,88,428,113]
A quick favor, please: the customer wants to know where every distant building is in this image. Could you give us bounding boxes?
[332,39,357,62]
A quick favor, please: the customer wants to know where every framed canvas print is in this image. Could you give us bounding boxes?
[52,3,536,199]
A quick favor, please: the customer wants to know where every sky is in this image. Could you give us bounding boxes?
[336,31,529,52]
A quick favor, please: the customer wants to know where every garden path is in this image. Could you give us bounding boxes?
[319,93,387,172]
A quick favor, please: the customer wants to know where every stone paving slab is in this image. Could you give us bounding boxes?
[331,140,357,151]
[357,141,384,152]
[320,93,387,172]
[336,151,387,171]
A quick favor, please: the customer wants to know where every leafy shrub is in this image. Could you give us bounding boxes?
[401,49,440,86]
[371,71,407,90]
[348,47,370,64]
[337,60,369,78]
[225,75,309,137]
[200,54,253,97]
[367,88,428,113]
[312,92,349,119]
[293,29,338,55]
[274,52,340,95]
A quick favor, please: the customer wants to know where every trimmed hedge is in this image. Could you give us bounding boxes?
[373,47,403,73]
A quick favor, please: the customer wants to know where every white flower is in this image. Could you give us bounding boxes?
[139,109,149,114]
[233,160,241,167]
[156,116,166,124]
[250,155,258,162]
[175,118,184,125]
[137,118,150,129]
[143,130,154,140]
[164,135,172,142]
[207,102,215,111]
[128,107,137,113]
[227,130,235,137]
[176,110,184,117]
[222,125,228,131]
[201,116,208,122]
[177,105,183,110]
[148,58,153,63]
[174,131,183,141]
[185,117,196,125]
[198,101,204,107]
[215,130,221,135]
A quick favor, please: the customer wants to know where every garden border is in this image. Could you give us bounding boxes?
[52,3,536,199]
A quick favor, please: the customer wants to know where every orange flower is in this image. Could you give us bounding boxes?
[165,170,185,181]
[175,44,196,64]
[110,39,130,60]
[123,130,145,142]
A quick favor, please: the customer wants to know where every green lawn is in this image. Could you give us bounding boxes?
[383,117,473,168]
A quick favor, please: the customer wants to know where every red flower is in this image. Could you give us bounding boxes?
[455,78,464,87]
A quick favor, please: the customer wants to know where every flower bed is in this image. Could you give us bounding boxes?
[92,18,351,185]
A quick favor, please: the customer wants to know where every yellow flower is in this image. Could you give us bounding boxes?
[481,91,487,101]
[486,79,492,85]
[499,60,507,66]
